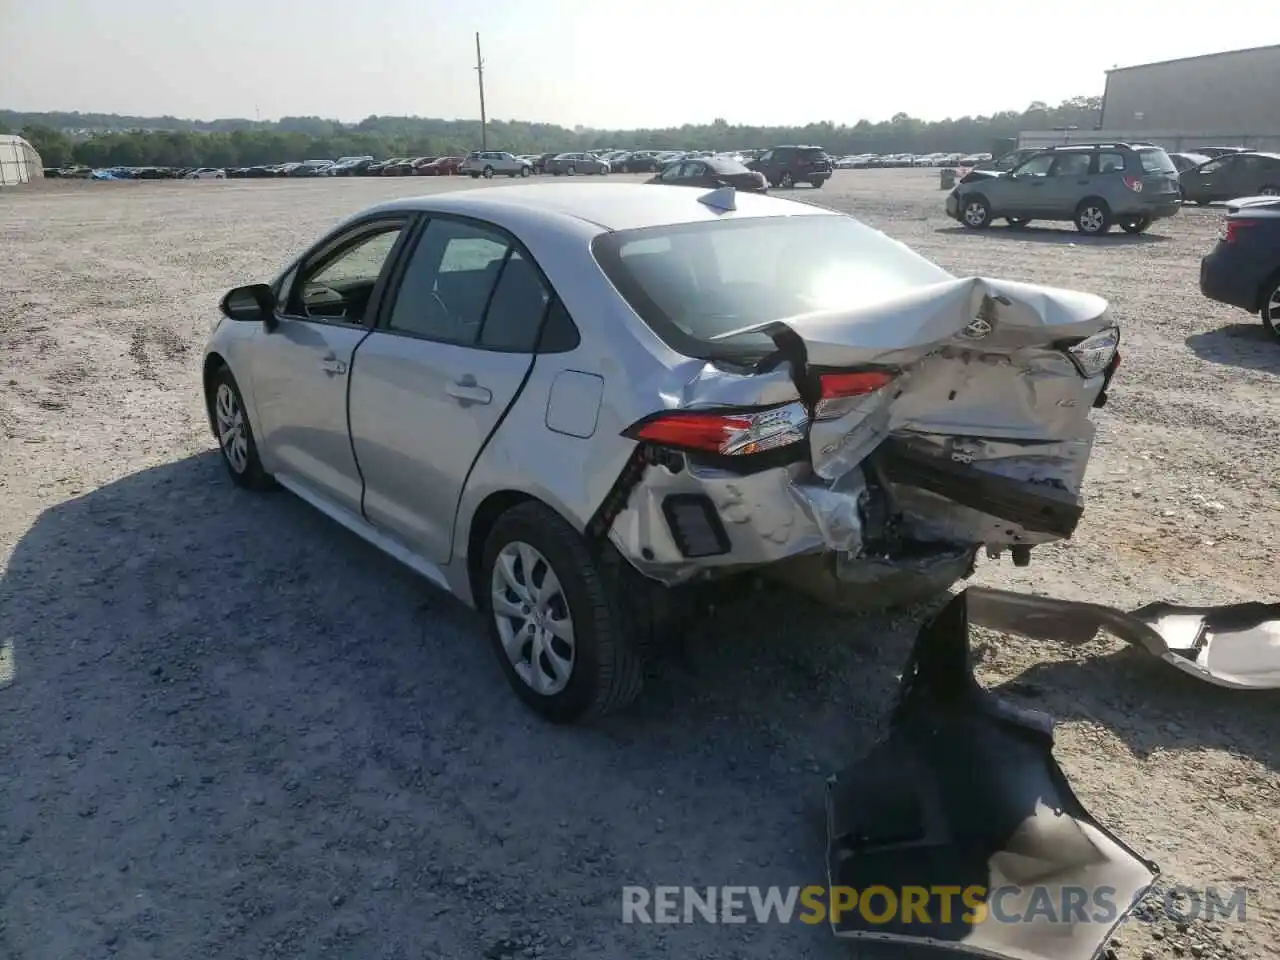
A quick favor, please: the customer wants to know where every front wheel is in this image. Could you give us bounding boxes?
[567,165,577,176]
[809,179,824,188]
[520,166,531,178]
[961,195,992,229]
[1121,216,1151,234]
[779,171,795,188]
[208,366,275,490]
[1261,276,1280,342]
[481,502,643,723]
[482,166,495,179]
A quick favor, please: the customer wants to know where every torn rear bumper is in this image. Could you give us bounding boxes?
[827,590,1159,960]
[966,587,1280,689]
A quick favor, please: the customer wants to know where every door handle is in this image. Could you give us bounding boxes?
[446,377,492,406]
[320,353,348,377]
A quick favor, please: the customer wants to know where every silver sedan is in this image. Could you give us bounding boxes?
[202,182,1120,722]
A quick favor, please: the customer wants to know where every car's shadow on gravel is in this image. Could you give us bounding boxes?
[0,451,923,959]
[934,226,1171,245]
[1185,323,1280,373]
[994,645,1279,773]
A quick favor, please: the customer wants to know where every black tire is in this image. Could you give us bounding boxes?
[809,179,824,188]
[1006,217,1031,228]
[960,194,992,229]
[779,171,795,188]
[567,165,577,176]
[469,172,481,179]
[208,365,275,491]
[520,166,531,178]
[1075,199,1112,235]
[482,165,495,179]
[1261,275,1280,342]
[480,502,644,723]
[1121,216,1151,234]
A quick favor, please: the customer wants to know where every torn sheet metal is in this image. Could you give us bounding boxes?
[827,591,1157,960]
[607,276,1114,593]
[966,587,1280,689]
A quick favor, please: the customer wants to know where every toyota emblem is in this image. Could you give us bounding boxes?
[962,317,994,339]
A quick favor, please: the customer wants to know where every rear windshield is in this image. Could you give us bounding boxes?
[591,215,953,360]
[797,148,827,159]
[1137,147,1177,174]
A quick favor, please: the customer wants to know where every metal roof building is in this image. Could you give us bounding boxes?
[0,134,43,186]
[1100,45,1280,136]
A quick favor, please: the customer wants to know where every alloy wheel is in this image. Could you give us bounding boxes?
[214,383,249,474]
[1079,206,1106,233]
[964,201,988,227]
[491,541,575,696]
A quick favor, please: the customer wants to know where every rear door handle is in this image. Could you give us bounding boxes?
[320,353,347,377]
[446,377,492,406]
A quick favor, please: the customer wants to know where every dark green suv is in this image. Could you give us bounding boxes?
[945,142,1182,235]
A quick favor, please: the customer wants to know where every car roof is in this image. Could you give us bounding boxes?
[366,182,838,233]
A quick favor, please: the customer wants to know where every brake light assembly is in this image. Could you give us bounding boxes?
[1061,325,1121,379]
[1223,219,1257,243]
[1123,176,1144,192]
[621,368,899,459]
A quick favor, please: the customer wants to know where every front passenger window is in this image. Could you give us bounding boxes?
[1014,154,1054,177]
[292,226,402,323]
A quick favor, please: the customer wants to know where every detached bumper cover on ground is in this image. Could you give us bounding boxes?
[826,590,1158,960]
[825,587,1280,960]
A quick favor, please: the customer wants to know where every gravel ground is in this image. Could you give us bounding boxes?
[1,171,1276,960]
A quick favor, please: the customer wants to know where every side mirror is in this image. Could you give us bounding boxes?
[220,283,278,331]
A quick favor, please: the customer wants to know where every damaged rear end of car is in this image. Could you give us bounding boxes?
[589,209,1121,610]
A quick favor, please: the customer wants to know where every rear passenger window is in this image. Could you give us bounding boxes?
[1097,152,1127,173]
[479,250,552,352]
[1051,153,1091,177]
[387,219,509,344]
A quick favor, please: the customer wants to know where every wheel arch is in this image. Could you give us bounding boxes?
[202,351,229,435]
[465,490,570,611]
[1255,264,1280,314]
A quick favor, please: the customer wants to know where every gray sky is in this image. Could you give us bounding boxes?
[1,0,1272,128]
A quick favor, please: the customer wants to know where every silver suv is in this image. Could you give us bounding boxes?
[946,142,1182,235]
[460,151,533,179]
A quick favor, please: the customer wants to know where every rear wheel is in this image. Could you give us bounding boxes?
[567,165,577,176]
[1075,199,1112,235]
[482,166,495,179]
[1121,216,1152,234]
[520,166,531,178]
[481,502,644,723]
[1262,276,1280,342]
[961,195,992,229]
[779,171,795,188]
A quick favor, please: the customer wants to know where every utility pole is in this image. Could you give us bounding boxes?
[475,33,488,151]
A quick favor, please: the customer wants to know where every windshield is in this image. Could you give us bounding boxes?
[591,215,953,359]
[1137,147,1177,174]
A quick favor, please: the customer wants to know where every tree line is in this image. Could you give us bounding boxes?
[2,98,1101,169]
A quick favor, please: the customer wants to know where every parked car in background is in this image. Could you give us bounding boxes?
[1168,152,1212,174]
[417,156,462,176]
[184,167,226,180]
[545,153,610,176]
[460,151,534,179]
[976,148,1039,172]
[947,142,1182,235]
[748,145,832,189]
[647,156,767,192]
[620,151,663,173]
[1200,195,1280,341]
[1192,146,1251,159]
[203,182,1120,722]
[1180,152,1280,205]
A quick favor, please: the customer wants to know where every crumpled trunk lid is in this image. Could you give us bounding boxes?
[754,276,1114,554]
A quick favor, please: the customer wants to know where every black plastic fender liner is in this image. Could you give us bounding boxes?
[826,591,1158,960]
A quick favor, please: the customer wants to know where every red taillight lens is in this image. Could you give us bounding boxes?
[627,401,808,457]
[815,369,898,420]
[1223,219,1257,243]
[1123,176,1144,192]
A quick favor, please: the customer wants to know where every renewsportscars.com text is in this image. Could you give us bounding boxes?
[621,885,1249,926]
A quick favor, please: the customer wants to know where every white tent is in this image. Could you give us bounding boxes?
[0,135,44,186]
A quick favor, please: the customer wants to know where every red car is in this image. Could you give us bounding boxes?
[416,156,462,176]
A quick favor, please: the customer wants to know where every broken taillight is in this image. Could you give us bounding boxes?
[814,369,898,421]
[625,401,809,457]
[1065,325,1121,379]
[1123,176,1144,192]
